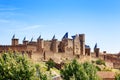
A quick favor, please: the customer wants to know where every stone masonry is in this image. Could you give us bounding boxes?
[0,33,91,58]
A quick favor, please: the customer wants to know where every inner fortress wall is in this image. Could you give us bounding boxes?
[44,41,52,52]
[64,39,73,54]
[73,35,81,55]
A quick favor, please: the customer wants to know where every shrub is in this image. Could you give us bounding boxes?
[96,66,101,71]
[96,59,105,66]
[115,73,120,80]
[46,58,55,71]
[60,59,100,80]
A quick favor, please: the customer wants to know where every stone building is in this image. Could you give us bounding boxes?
[0,32,91,58]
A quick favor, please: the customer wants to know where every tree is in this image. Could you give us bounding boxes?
[0,52,48,80]
[35,64,47,80]
[60,59,89,80]
[46,58,55,71]
[83,62,100,80]
[60,59,100,80]
[0,52,36,80]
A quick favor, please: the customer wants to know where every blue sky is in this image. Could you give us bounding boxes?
[0,0,120,53]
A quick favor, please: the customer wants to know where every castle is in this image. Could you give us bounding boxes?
[1,32,120,69]
[0,32,93,58]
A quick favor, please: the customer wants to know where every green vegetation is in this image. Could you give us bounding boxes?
[2,52,117,80]
[46,58,55,71]
[115,70,120,80]
[35,64,47,80]
[60,59,100,80]
[115,73,120,80]
[96,66,101,71]
[94,59,113,71]
[0,52,47,80]
[96,59,105,66]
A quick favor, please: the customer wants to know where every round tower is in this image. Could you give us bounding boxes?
[79,34,85,55]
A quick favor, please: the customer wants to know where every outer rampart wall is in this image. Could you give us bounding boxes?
[0,45,27,52]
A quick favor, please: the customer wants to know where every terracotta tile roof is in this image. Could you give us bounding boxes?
[97,71,115,79]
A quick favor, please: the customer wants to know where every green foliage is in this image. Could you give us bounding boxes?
[83,62,100,80]
[0,52,35,80]
[60,59,100,80]
[46,58,55,71]
[35,64,47,80]
[96,59,105,66]
[96,66,101,71]
[0,52,48,80]
[115,73,120,80]
[103,67,112,71]
[61,59,88,80]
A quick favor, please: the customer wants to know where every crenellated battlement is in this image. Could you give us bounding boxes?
[0,33,91,59]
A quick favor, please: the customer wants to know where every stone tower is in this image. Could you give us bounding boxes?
[37,35,44,52]
[50,35,58,53]
[79,34,85,55]
[94,43,100,57]
[85,45,91,56]
[23,37,28,45]
[95,48,100,57]
[61,32,73,53]
[12,34,19,46]
[72,34,80,55]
